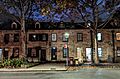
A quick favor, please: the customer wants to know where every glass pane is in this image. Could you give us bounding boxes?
[98,48,102,57]
[97,33,102,41]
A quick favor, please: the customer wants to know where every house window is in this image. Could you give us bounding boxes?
[29,34,48,41]
[116,33,120,41]
[11,22,17,29]
[97,33,102,41]
[29,34,38,41]
[117,47,120,57]
[77,33,83,42]
[12,48,19,58]
[4,34,9,44]
[35,22,40,29]
[51,33,57,42]
[62,34,68,42]
[63,47,69,58]
[14,34,19,42]
[98,48,102,57]
[51,47,57,60]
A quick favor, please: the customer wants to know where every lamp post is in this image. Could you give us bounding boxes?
[87,20,94,64]
[64,32,69,66]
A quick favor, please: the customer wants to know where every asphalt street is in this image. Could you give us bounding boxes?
[0,69,120,79]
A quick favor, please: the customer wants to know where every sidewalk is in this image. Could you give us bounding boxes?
[0,63,67,72]
[0,63,120,72]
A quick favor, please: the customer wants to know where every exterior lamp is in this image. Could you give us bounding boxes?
[64,32,70,39]
[87,20,92,27]
[64,32,69,66]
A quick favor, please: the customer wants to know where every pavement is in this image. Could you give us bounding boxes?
[0,63,67,72]
[0,63,120,72]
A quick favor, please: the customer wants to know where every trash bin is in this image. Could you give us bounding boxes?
[74,58,79,66]
[69,57,74,66]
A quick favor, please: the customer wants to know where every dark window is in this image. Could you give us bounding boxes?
[77,33,83,42]
[35,23,40,29]
[27,48,32,57]
[63,47,69,58]
[29,34,48,41]
[97,33,102,41]
[12,48,19,58]
[4,34,9,44]
[41,34,48,41]
[3,48,9,59]
[14,34,19,42]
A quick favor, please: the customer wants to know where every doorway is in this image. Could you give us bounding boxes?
[86,48,92,62]
[51,47,57,60]
[36,47,46,63]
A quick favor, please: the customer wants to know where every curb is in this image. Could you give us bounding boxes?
[0,69,67,72]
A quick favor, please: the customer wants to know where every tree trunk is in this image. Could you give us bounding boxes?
[94,31,99,64]
[20,18,26,59]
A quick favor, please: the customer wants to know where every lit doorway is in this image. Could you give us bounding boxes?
[86,48,92,62]
[51,47,57,60]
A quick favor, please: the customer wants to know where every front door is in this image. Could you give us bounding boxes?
[51,47,57,60]
[86,48,92,62]
[41,49,46,63]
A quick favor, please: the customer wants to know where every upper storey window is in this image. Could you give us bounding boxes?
[35,22,41,29]
[11,22,17,29]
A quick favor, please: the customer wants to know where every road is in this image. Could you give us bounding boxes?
[0,69,120,79]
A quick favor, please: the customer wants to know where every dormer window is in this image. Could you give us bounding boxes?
[35,22,41,29]
[11,22,17,29]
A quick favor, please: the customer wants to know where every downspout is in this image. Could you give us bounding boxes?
[111,30,115,63]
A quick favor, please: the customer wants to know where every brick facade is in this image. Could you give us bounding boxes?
[0,22,120,63]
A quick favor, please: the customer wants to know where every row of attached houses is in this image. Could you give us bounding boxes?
[0,21,120,63]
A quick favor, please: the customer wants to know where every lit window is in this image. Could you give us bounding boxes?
[117,47,120,57]
[98,48,102,57]
[63,47,69,58]
[97,33,102,41]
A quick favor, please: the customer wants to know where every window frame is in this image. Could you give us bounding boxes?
[77,33,83,42]
[51,33,57,42]
[63,47,69,58]
[14,34,19,42]
[116,33,120,41]
[97,32,102,42]
[62,33,68,42]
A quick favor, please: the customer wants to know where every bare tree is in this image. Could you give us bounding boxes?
[35,0,120,64]
[0,0,35,60]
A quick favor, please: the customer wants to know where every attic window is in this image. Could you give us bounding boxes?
[35,22,40,29]
[11,22,17,29]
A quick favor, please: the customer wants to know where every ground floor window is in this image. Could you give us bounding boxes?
[117,47,120,57]
[3,48,9,59]
[63,47,69,58]
[51,47,57,60]
[98,48,102,57]
[12,48,19,58]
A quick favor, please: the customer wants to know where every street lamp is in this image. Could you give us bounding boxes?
[64,32,70,66]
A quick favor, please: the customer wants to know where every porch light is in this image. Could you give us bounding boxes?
[64,32,69,39]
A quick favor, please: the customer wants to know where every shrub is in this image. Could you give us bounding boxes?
[1,58,27,68]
